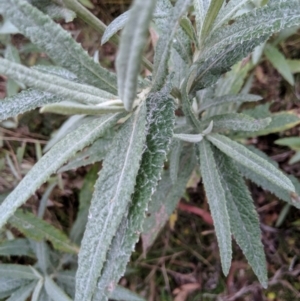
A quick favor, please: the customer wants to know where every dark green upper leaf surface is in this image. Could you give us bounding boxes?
[75,103,147,301]
[213,147,268,287]
[0,0,118,94]
[95,88,175,301]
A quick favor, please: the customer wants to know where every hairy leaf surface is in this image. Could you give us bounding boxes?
[0,114,120,229]
[101,11,129,45]
[142,146,196,252]
[207,134,295,192]
[95,88,175,300]
[0,58,117,105]
[202,113,271,132]
[152,0,192,90]
[0,0,118,93]
[9,210,78,254]
[213,148,268,287]
[75,103,147,301]
[117,0,156,111]
[198,139,232,275]
[193,0,210,38]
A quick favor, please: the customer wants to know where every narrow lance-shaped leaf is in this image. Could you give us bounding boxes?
[0,264,39,280]
[0,58,117,105]
[117,0,156,111]
[203,0,300,60]
[9,210,79,254]
[199,94,262,113]
[5,281,36,301]
[101,11,129,45]
[207,133,295,192]
[0,0,118,93]
[169,140,183,184]
[200,0,224,41]
[0,279,30,298]
[202,113,271,132]
[44,276,72,301]
[213,147,268,287]
[212,0,252,32]
[193,0,210,39]
[95,88,175,301]
[0,239,34,257]
[75,103,147,301]
[0,114,121,229]
[142,146,196,253]
[264,43,294,85]
[152,0,192,91]
[198,138,232,275]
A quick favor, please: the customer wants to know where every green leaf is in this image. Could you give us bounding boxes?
[180,16,198,46]
[110,286,146,301]
[264,44,294,85]
[289,152,300,165]
[9,210,79,254]
[173,133,203,143]
[0,89,62,122]
[207,134,295,192]
[198,139,232,275]
[0,58,117,105]
[59,136,113,172]
[117,0,156,111]
[0,114,120,229]
[44,276,72,301]
[0,238,34,257]
[241,110,300,137]
[6,281,36,301]
[193,0,210,38]
[142,146,195,252]
[235,146,300,209]
[31,279,44,301]
[199,94,262,113]
[200,0,224,41]
[169,140,183,184]
[213,148,268,287]
[95,88,175,301]
[152,0,191,91]
[31,241,50,273]
[204,0,300,60]
[0,279,30,298]
[101,11,129,45]
[0,264,39,280]
[70,166,99,244]
[75,103,147,301]
[40,100,125,115]
[203,113,271,132]
[0,0,118,94]
[286,59,300,74]
[30,0,76,22]
[275,137,300,150]
[212,0,252,31]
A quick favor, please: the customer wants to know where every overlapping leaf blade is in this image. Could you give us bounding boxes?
[9,210,79,254]
[142,146,196,252]
[95,88,175,301]
[198,138,232,275]
[117,0,156,111]
[0,0,118,93]
[0,58,117,105]
[213,147,268,287]
[0,264,39,280]
[75,103,147,301]
[193,0,210,38]
[44,276,72,301]
[152,0,192,90]
[202,113,271,132]
[0,114,121,229]
[207,134,295,192]
[101,11,129,45]
[6,281,36,301]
